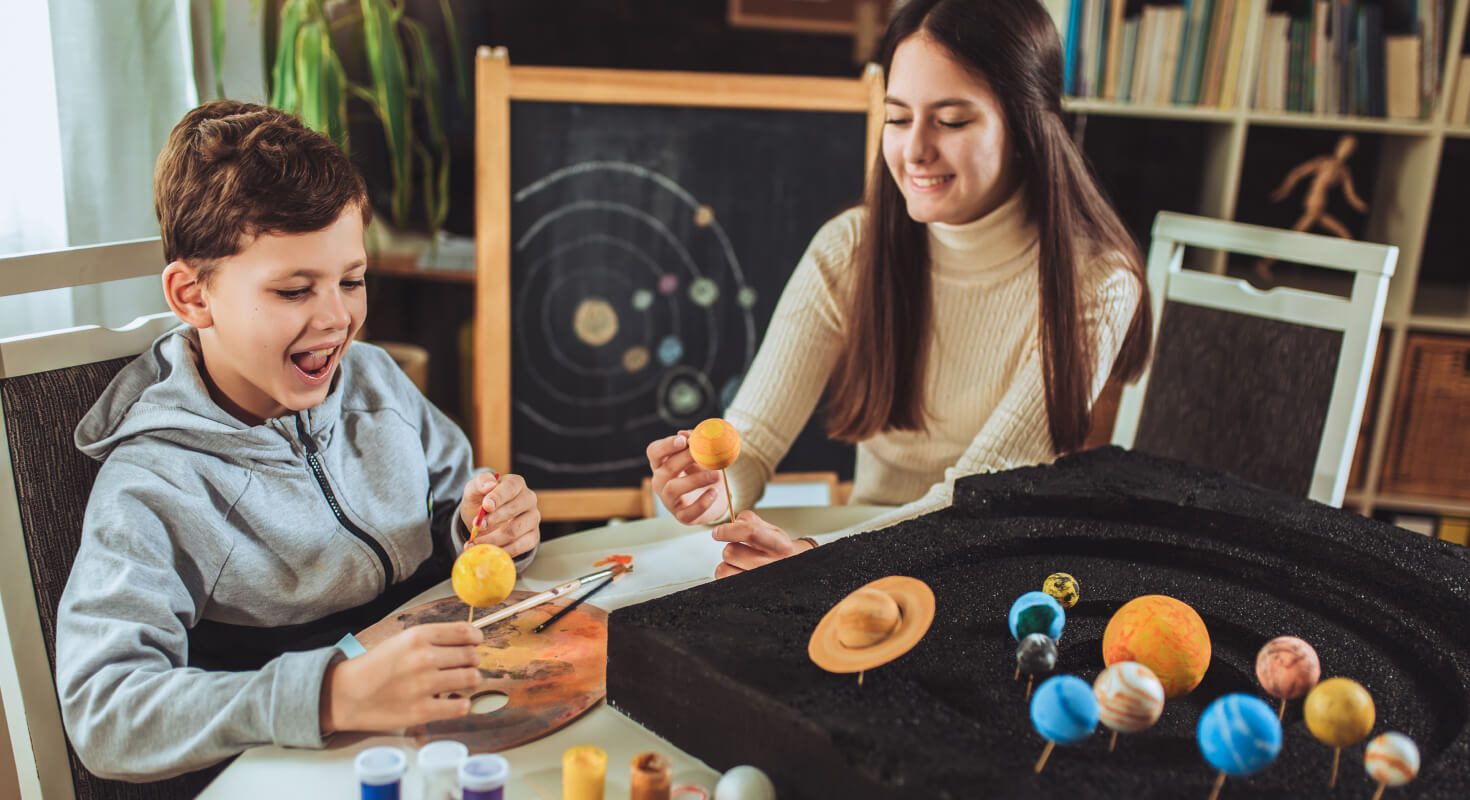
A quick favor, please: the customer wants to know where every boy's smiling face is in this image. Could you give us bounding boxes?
[180,206,368,425]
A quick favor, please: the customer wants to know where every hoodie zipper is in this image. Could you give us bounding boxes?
[295,413,395,585]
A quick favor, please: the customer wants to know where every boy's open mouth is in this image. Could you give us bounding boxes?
[290,345,338,379]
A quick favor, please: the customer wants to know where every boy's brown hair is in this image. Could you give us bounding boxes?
[153,99,370,282]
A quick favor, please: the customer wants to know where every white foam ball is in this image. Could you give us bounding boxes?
[714,765,775,800]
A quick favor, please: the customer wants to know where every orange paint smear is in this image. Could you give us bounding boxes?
[595,554,634,568]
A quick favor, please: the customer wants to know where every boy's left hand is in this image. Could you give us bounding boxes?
[460,472,540,558]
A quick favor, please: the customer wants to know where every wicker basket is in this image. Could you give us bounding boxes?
[1381,334,1470,499]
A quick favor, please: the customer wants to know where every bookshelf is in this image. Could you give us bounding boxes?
[1054,0,1470,524]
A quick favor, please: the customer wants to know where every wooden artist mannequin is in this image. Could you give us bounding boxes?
[1256,134,1368,283]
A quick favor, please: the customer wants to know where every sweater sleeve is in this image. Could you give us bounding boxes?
[723,211,858,513]
[56,466,338,781]
[806,259,1143,546]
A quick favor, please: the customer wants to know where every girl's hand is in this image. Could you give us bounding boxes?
[710,510,815,579]
[460,472,540,557]
[646,432,729,525]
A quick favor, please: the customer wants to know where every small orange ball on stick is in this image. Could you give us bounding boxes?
[688,418,741,523]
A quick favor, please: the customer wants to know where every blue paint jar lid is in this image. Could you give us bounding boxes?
[354,747,407,787]
[458,754,510,792]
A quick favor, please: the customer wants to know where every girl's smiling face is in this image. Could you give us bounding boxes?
[882,32,1021,225]
[192,206,367,425]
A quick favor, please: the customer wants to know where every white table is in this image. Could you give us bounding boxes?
[199,505,886,800]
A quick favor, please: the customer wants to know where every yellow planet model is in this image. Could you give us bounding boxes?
[1304,677,1376,748]
[1043,572,1080,608]
[452,543,516,608]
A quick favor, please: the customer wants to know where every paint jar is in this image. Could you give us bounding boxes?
[417,740,468,800]
[629,752,672,800]
[458,753,510,800]
[354,746,407,800]
[561,745,607,800]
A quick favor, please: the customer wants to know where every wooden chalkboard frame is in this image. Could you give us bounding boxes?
[474,46,884,521]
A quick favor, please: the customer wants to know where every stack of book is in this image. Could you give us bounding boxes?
[1054,0,1450,119]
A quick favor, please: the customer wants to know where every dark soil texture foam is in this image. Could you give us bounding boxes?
[607,447,1470,798]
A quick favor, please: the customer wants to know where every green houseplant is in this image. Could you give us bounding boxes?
[214,0,470,232]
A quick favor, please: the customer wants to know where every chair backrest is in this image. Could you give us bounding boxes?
[0,239,221,799]
[1111,212,1397,507]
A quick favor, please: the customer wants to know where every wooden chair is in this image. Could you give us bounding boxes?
[1111,212,1397,506]
[0,239,222,799]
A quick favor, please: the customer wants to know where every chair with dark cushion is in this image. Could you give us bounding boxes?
[0,239,221,799]
[1111,212,1398,506]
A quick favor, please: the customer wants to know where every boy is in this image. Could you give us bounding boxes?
[55,99,540,781]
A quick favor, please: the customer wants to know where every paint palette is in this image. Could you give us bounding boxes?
[355,590,607,751]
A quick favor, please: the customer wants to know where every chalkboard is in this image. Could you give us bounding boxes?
[475,51,883,519]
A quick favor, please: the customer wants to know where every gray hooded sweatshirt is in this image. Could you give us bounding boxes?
[56,327,530,781]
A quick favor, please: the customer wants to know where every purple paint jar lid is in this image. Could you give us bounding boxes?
[458,754,510,792]
[354,747,407,787]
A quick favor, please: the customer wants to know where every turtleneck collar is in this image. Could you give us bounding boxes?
[927,187,1039,284]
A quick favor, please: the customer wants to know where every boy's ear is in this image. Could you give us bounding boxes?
[162,261,213,328]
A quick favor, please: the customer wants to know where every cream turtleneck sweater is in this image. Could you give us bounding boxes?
[723,189,1141,544]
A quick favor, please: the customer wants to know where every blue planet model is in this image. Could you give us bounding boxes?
[1197,693,1283,776]
[1008,590,1065,641]
[1030,675,1099,744]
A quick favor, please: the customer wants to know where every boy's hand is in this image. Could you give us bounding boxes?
[460,472,540,558]
[710,510,814,579]
[319,623,481,734]
[647,432,729,525]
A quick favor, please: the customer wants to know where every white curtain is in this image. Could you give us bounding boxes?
[0,0,199,337]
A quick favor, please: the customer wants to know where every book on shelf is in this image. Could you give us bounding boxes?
[1058,0,1448,118]
[1384,34,1420,120]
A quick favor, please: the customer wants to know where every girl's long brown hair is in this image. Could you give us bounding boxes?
[826,0,1152,454]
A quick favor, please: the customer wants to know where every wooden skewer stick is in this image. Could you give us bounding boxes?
[1033,741,1055,774]
[1207,771,1226,800]
[1014,667,1020,681]
[1109,730,1118,752]
[1329,747,1342,788]
[1025,675,1035,701]
[1278,697,1286,722]
[720,468,734,524]
[467,606,475,625]
[1371,779,1388,800]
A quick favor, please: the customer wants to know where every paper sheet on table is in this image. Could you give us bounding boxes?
[517,505,888,612]
[519,533,724,610]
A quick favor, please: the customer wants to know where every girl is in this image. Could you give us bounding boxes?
[647,0,1151,577]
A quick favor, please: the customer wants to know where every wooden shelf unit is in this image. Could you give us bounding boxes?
[1060,0,1470,519]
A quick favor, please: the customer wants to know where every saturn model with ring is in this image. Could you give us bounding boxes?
[808,576,936,683]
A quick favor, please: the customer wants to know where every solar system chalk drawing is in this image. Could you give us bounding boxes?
[511,161,760,484]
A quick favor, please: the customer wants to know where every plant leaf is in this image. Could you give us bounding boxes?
[294,19,350,153]
[401,18,446,152]
[211,0,227,98]
[270,0,309,111]
[359,0,413,226]
[437,0,470,111]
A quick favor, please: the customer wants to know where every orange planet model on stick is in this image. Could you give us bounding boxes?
[1102,595,1212,700]
[688,418,741,522]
